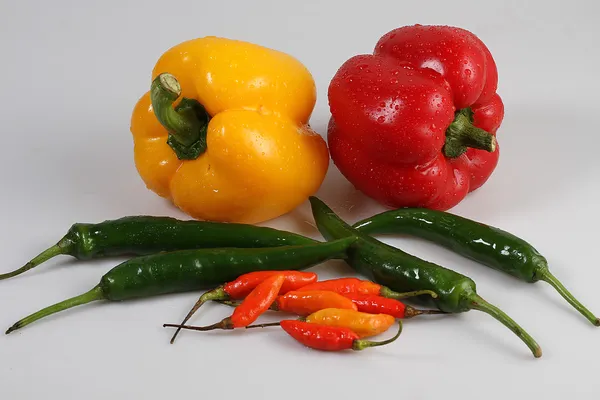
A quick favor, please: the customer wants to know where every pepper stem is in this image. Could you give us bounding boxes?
[444,109,496,158]
[169,287,230,344]
[5,285,105,334]
[0,244,67,281]
[150,73,210,160]
[216,300,242,307]
[352,321,403,350]
[403,306,447,318]
[244,321,284,329]
[380,287,438,300]
[538,270,600,327]
[469,294,542,358]
[163,317,233,332]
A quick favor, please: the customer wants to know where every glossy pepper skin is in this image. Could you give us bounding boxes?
[224,271,318,298]
[327,25,503,210]
[308,196,542,358]
[6,238,356,334]
[130,37,329,224]
[280,320,402,352]
[229,274,287,328]
[354,208,600,326]
[296,277,437,299]
[273,290,358,316]
[305,308,395,338]
[0,216,318,281]
[169,270,318,343]
[342,293,442,319]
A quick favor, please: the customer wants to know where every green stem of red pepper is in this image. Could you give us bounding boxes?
[444,109,496,158]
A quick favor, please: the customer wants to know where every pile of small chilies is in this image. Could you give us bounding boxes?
[164,272,441,352]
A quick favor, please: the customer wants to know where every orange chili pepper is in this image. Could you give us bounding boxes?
[297,277,438,299]
[304,308,396,338]
[272,290,357,316]
[244,308,396,339]
[169,270,316,343]
[164,274,285,333]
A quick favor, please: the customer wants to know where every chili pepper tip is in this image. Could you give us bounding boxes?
[5,323,20,335]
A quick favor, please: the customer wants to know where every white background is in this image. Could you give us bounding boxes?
[1,0,599,398]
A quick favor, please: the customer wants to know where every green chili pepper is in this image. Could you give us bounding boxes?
[0,216,317,281]
[308,197,542,358]
[352,208,599,327]
[5,237,355,334]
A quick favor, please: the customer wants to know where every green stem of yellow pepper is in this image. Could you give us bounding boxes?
[150,73,210,160]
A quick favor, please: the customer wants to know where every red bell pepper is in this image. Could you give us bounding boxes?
[327,25,504,210]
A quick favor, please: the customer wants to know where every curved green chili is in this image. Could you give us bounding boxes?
[0,216,316,281]
[308,197,542,358]
[5,237,355,334]
[353,208,599,327]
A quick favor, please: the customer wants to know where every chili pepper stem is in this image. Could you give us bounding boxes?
[5,285,105,334]
[538,270,600,327]
[0,244,67,281]
[353,321,403,351]
[169,287,229,344]
[469,294,542,358]
[380,287,438,300]
[244,321,286,329]
[404,306,447,318]
[164,317,234,332]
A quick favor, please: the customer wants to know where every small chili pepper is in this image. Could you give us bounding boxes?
[164,274,286,333]
[0,216,317,281]
[296,277,438,300]
[309,196,542,358]
[5,238,355,334]
[342,293,445,319]
[169,270,318,343]
[303,308,395,338]
[280,320,403,352]
[353,208,600,326]
[245,308,396,339]
[273,290,358,316]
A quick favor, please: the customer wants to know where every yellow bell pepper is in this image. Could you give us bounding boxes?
[130,37,329,224]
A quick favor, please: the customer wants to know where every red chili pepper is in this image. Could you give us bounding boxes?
[280,320,403,351]
[296,277,437,300]
[273,290,358,316]
[165,274,286,333]
[169,270,316,343]
[342,293,445,319]
[327,24,503,210]
[225,271,318,298]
